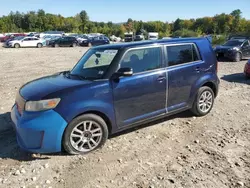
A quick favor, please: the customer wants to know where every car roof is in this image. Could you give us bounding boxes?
[93,37,208,50]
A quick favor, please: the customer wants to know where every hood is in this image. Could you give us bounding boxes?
[20,73,92,101]
[9,40,19,43]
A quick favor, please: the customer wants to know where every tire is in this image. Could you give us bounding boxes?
[88,42,92,47]
[191,86,215,116]
[63,114,109,155]
[233,52,241,62]
[72,43,77,47]
[37,43,42,48]
[14,43,20,48]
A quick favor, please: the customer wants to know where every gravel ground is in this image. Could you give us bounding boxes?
[0,46,249,188]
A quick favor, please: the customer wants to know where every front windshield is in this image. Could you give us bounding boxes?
[70,48,119,79]
[223,40,243,46]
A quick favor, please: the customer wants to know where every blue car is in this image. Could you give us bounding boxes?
[80,35,110,47]
[11,38,219,155]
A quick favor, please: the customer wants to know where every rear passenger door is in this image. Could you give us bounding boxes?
[30,38,39,47]
[165,43,204,112]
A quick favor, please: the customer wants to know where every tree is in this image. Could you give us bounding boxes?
[0,8,249,39]
[79,10,89,33]
[230,9,242,33]
[125,18,133,32]
[173,18,183,32]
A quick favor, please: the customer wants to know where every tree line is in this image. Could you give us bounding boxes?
[0,9,249,38]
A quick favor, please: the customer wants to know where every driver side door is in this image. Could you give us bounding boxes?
[112,46,167,128]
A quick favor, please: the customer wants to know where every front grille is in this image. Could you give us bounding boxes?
[15,92,26,115]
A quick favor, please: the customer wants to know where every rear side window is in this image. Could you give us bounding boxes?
[167,44,201,67]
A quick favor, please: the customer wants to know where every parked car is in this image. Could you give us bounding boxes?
[244,59,250,78]
[48,36,78,47]
[3,36,21,47]
[11,37,219,155]
[0,33,26,42]
[76,34,88,43]
[214,39,250,62]
[7,36,44,48]
[80,36,110,47]
[228,35,250,40]
[39,31,64,38]
[110,35,121,42]
[42,35,61,45]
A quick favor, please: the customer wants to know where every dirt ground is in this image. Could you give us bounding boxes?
[0,46,249,188]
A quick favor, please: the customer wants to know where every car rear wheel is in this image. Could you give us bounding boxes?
[37,43,43,48]
[14,43,20,48]
[191,86,215,116]
[233,52,242,62]
[63,114,109,155]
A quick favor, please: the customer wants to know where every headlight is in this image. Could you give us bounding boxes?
[232,47,239,51]
[25,98,61,112]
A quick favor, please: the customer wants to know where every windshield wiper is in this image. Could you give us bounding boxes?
[68,73,95,80]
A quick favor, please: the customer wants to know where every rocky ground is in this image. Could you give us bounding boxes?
[0,46,249,188]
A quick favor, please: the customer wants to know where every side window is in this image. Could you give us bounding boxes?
[243,41,250,47]
[167,44,200,67]
[120,47,162,74]
[23,38,31,41]
[192,44,201,61]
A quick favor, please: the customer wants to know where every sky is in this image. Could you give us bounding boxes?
[0,0,249,22]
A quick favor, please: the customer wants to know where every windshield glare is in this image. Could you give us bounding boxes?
[223,40,243,46]
[70,49,118,79]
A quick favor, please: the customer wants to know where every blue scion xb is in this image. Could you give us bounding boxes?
[11,38,219,155]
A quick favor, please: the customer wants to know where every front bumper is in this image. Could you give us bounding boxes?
[11,105,67,153]
[215,50,236,60]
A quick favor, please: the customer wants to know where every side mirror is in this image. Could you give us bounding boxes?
[112,67,133,78]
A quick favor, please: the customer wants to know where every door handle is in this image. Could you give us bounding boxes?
[157,76,166,82]
[195,67,200,72]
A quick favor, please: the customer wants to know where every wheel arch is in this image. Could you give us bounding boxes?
[74,110,113,134]
[201,81,217,97]
[189,74,219,106]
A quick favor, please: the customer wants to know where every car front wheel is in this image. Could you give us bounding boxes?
[14,43,20,48]
[191,86,215,116]
[63,114,109,155]
[233,52,242,62]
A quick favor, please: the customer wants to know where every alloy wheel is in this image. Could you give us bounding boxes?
[70,121,103,152]
[198,91,213,113]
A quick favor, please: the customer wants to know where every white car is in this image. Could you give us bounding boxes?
[8,37,44,48]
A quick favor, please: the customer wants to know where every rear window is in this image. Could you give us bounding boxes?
[167,44,201,67]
